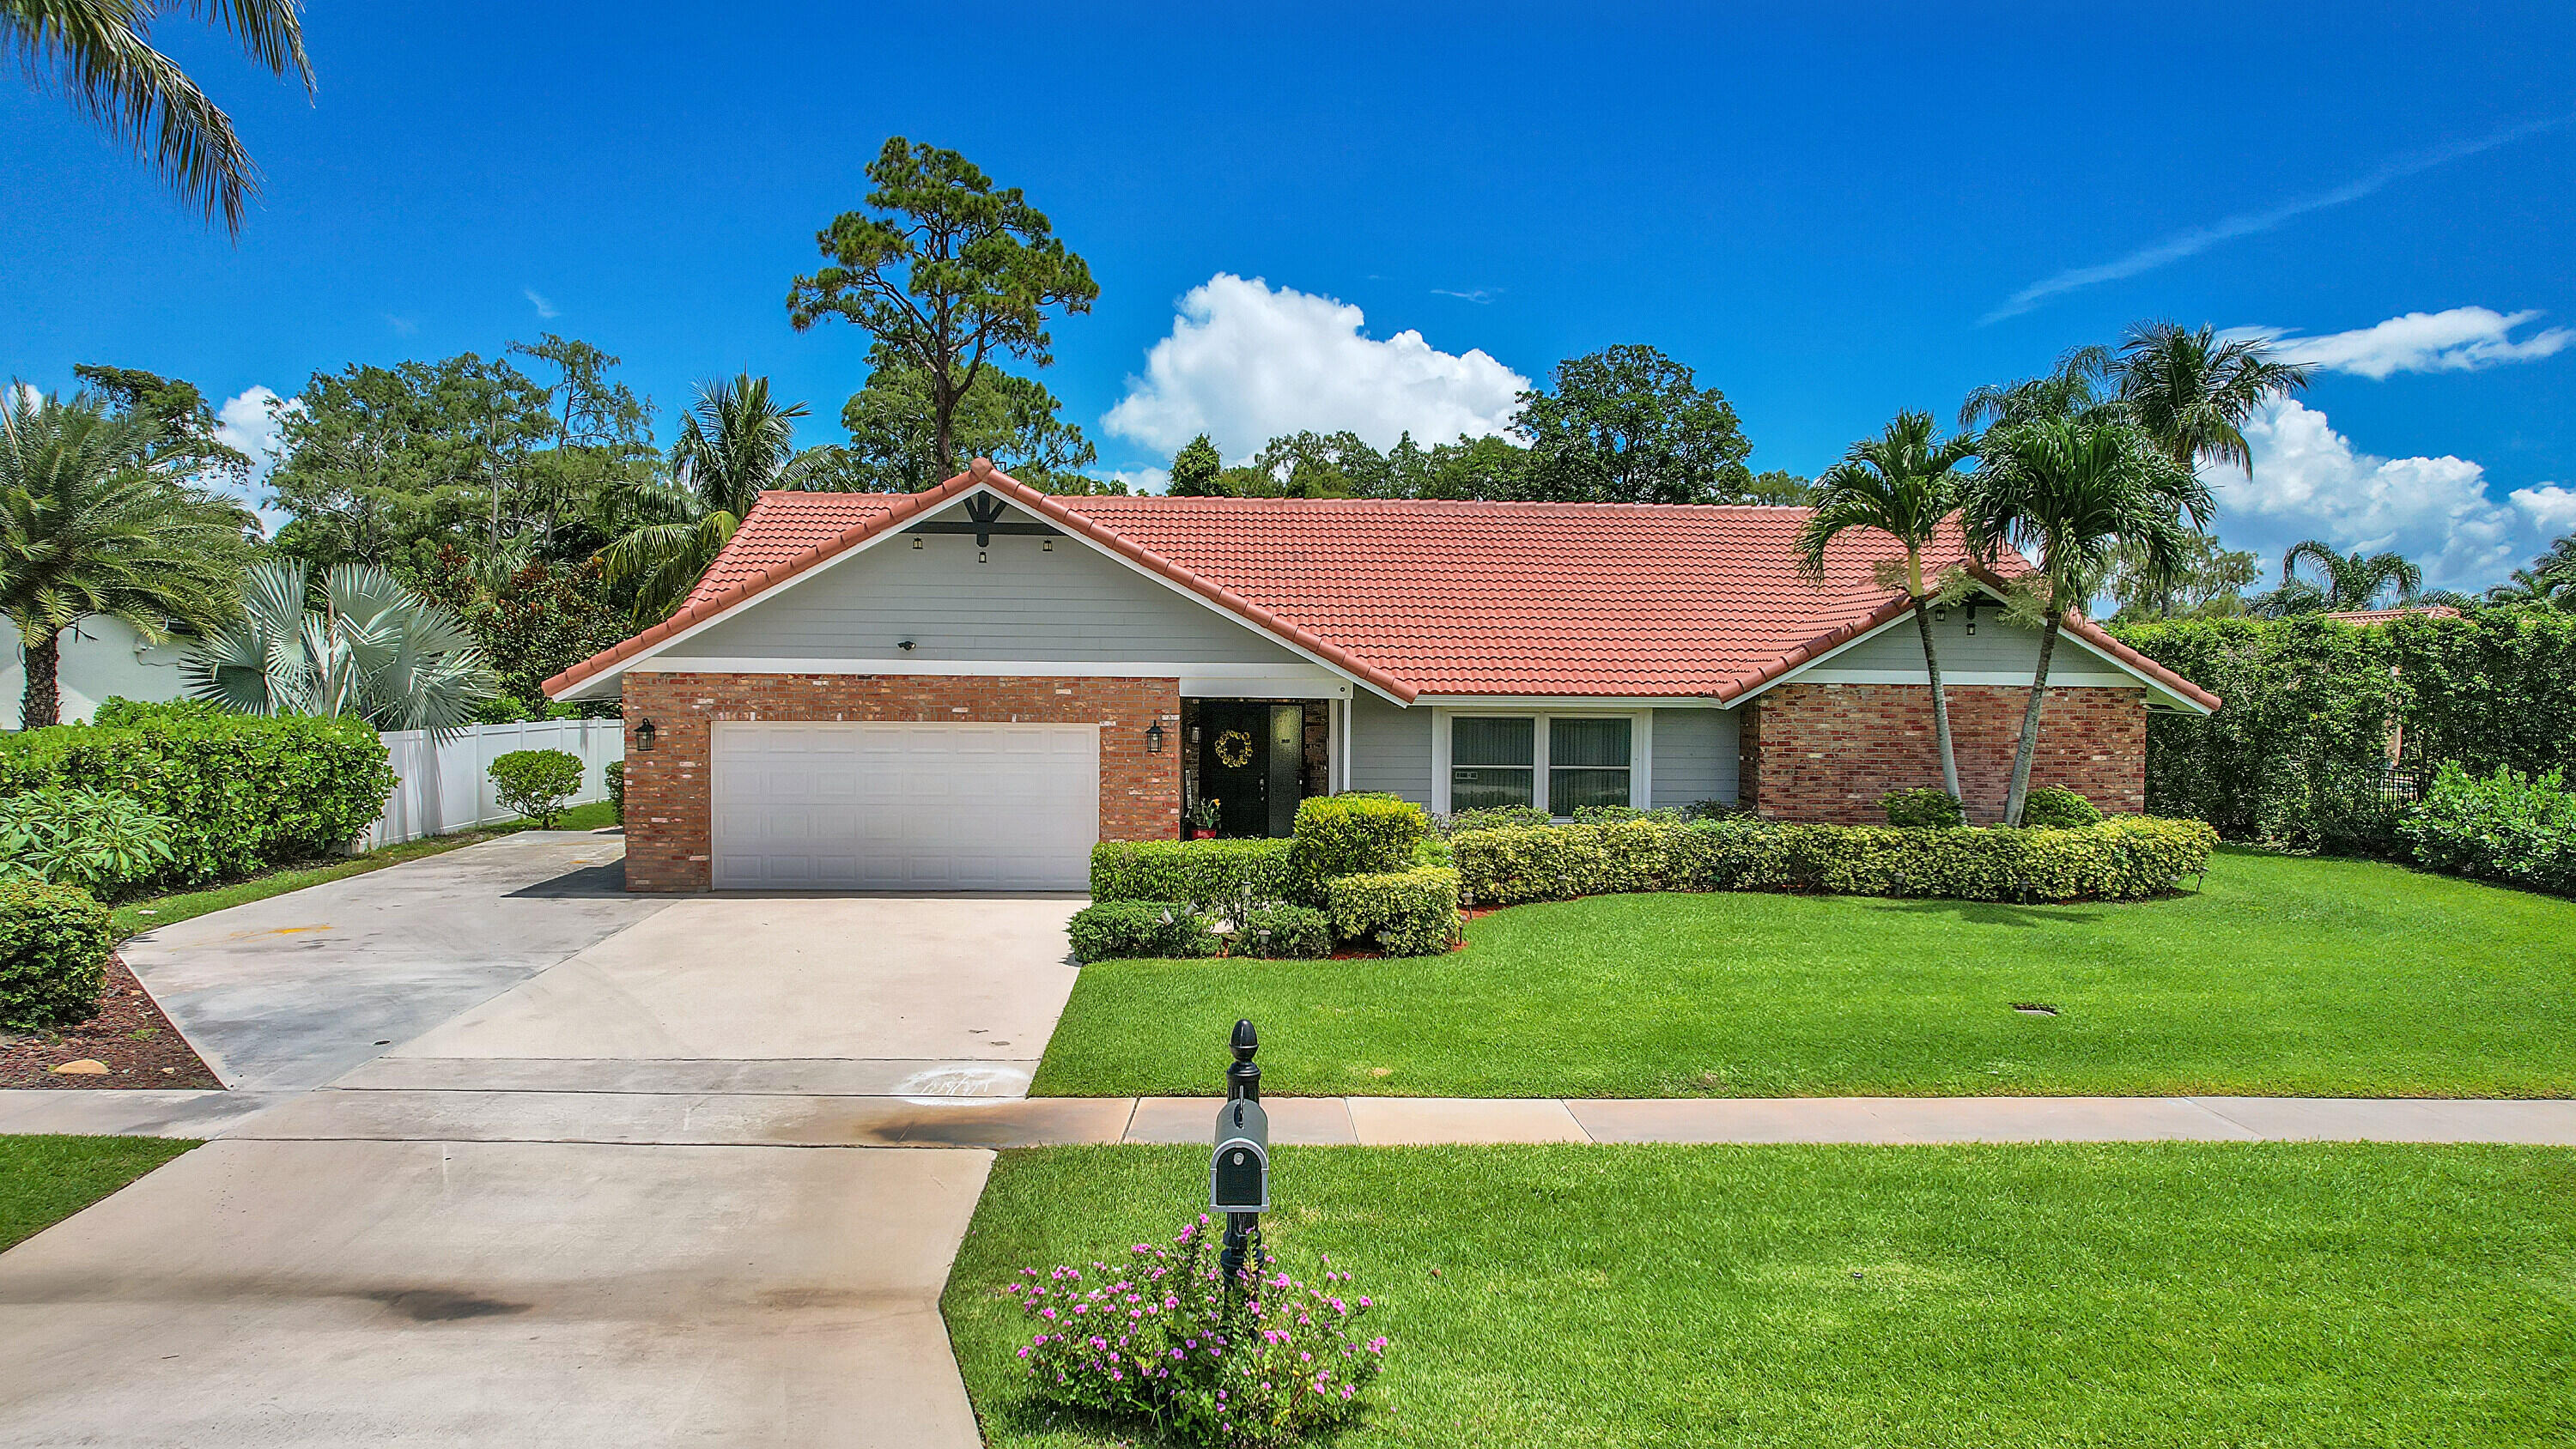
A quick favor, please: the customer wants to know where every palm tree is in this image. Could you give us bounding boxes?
[2486,534,2576,609]
[1795,411,1980,802]
[601,375,822,621]
[2279,541,2422,610]
[185,561,495,737]
[1957,347,2113,433]
[2107,321,2311,472]
[1964,416,2211,825]
[3,0,313,236]
[0,388,252,727]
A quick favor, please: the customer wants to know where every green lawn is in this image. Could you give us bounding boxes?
[945,1143,2576,1448]
[1030,849,2576,1099]
[0,1136,196,1252]
[110,800,619,938]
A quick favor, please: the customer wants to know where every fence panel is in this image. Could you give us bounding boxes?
[365,718,623,849]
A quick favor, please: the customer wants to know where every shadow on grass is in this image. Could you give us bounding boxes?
[1857,897,2111,928]
[981,1393,1373,1447]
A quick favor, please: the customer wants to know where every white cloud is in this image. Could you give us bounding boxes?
[2251,306,2575,379]
[2207,398,2569,591]
[1111,466,1170,495]
[525,288,559,319]
[211,385,300,529]
[1103,274,1529,461]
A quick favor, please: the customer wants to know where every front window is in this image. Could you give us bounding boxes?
[1548,717,1631,815]
[1450,716,1534,809]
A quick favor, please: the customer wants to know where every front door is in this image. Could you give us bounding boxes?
[1196,703,1304,837]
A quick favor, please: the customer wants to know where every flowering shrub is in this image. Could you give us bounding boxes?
[1006,1217,1388,1446]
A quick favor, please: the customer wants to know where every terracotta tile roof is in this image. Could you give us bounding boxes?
[2320,605,2463,625]
[544,462,2220,712]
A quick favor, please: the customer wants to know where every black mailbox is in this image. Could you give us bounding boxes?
[1211,1096,1270,1214]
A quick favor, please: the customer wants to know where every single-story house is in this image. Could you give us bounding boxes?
[546,461,2216,892]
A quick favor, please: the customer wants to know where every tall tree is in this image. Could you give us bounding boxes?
[72,363,252,481]
[2487,533,2576,608]
[1964,416,2210,825]
[2106,321,2311,472]
[1166,434,1224,496]
[837,354,1097,491]
[3,0,313,235]
[2272,540,2422,612]
[2105,531,2259,620]
[0,389,252,726]
[1516,345,1756,504]
[1957,348,2113,433]
[1795,411,1979,802]
[602,375,818,621]
[787,137,1098,479]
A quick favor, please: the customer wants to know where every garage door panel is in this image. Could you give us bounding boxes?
[711,722,1101,890]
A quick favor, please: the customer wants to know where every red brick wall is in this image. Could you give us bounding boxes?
[1743,682,2147,825]
[618,672,1182,892]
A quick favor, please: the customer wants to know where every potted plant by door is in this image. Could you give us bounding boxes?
[1188,798,1222,840]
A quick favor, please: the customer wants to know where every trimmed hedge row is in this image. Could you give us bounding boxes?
[1450,816,2217,906]
[0,878,112,1032]
[1326,867,1462,956]
[0,712,395,886]
[1067,900,1222,962]
[1089,839,1306,911]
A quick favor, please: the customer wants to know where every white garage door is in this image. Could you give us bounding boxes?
[711,722,1100,890]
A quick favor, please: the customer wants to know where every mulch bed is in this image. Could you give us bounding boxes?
[0,955,222,1090]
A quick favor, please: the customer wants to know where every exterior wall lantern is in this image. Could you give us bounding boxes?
[632,718,656,752]
[1145,721,1166,754]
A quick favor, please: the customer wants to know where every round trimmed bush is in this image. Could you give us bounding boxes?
[1881,787,1965,828]
[2021,786,2105,829]
[489,749,585,828]
[0,879,113,1032]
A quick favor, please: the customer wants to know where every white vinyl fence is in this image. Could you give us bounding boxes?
[365,718,624,849]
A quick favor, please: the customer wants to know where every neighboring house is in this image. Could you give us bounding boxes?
[547,462,2215,893]
[0,615,194,730]
[2319,605,2463,625]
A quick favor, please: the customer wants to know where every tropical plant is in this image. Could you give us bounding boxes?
[0,388,253,727]
[0,785,177,895]
[2105,321,2311,471]
[489,748,583,828]
[1795,410,1980,801]
[1964,416,2210,825]
[1,0,313,234]
[2487,533,2576,609]
[1958,348,2113,433]
[2270,541,2423,613]
[600,374,823,621]
[184,560,496,736]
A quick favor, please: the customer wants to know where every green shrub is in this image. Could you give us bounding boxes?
[0,787,178,898]
[1090,839,1308,909]
[0,878,112,1032]
[1291,793,1429,880]
[1326,866,1461,956]
[2400,763,2576,894]
[605,759,625,823]
[1442,804,1552,834]
[2020,786,2104,829]
[1453,817,2215,906]
[1232,904,1333,959]
[1066,900,1222,962]
[88,697,222,727]
[1571,803,1684,823]
[1882,787,1965,828]
[489,748,584,828]
[0,713,395,886]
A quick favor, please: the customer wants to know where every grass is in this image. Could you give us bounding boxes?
[109,800,619,939]
[0,1135,197,1252]
[944,1143,2576,1448]
[1031,848,2576,1099]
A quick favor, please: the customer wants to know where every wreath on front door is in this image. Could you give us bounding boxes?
[1213,729,1255,769]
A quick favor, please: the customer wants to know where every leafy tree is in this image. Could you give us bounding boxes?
[1746,469,1812,506]
[603,375,820,621]
[2,0,313,234]
[2105,321,2310,471]
[1168,434,1224,496]
[787,137,1098,479]
[0,389,252,727]
[411,546,627,718]
[185,560,495,737]
[1516,345,1755,504]
[838,353,1097,491]
[1251,430,1388,498]
[72,363,251,482]
[2106,531,2260,621]
[1795,411,1980,800]
[2266,541,2423,614]
[1964,416,2210,825]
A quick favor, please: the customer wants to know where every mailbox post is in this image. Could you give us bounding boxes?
[1211,1018,1267,1280]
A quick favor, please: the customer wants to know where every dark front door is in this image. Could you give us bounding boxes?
[1196,703,1305,837]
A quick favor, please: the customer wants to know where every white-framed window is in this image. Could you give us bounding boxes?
[1434,711,1650,816]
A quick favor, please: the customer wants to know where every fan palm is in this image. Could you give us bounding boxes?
[1795,411,1979,802]
[601,374,821,621]
[3,0,314,236]
[0,387,252,727]
[1964,416,2211,825]
[184,560,495,737]
[2280,540,2421,610]
[2108,321,2310,472]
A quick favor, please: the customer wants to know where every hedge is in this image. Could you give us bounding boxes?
[0,712,396,886]
[1066,900,1223,963]
[1325,866,1461,956]
[1234,904,1333,960]
[1289,793,1427,880]
[1450,816,2216,906]
[2399,763,2576,896]
[0,878,113,1032]
[1090,838,1309,910]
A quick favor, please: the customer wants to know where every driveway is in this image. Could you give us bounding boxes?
[0,835,1090,1448]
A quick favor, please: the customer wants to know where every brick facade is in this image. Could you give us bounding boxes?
[1741,682,2147,825]
[618,672,1182,892]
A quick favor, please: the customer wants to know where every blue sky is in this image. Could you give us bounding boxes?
[6,2,2574,589]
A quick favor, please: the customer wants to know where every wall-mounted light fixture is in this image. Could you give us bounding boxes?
[1145,722,1166,755]
[897,639,917,652]
[633,718,657,752]
[911,537,924,549]
[1963,597,1980,635]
